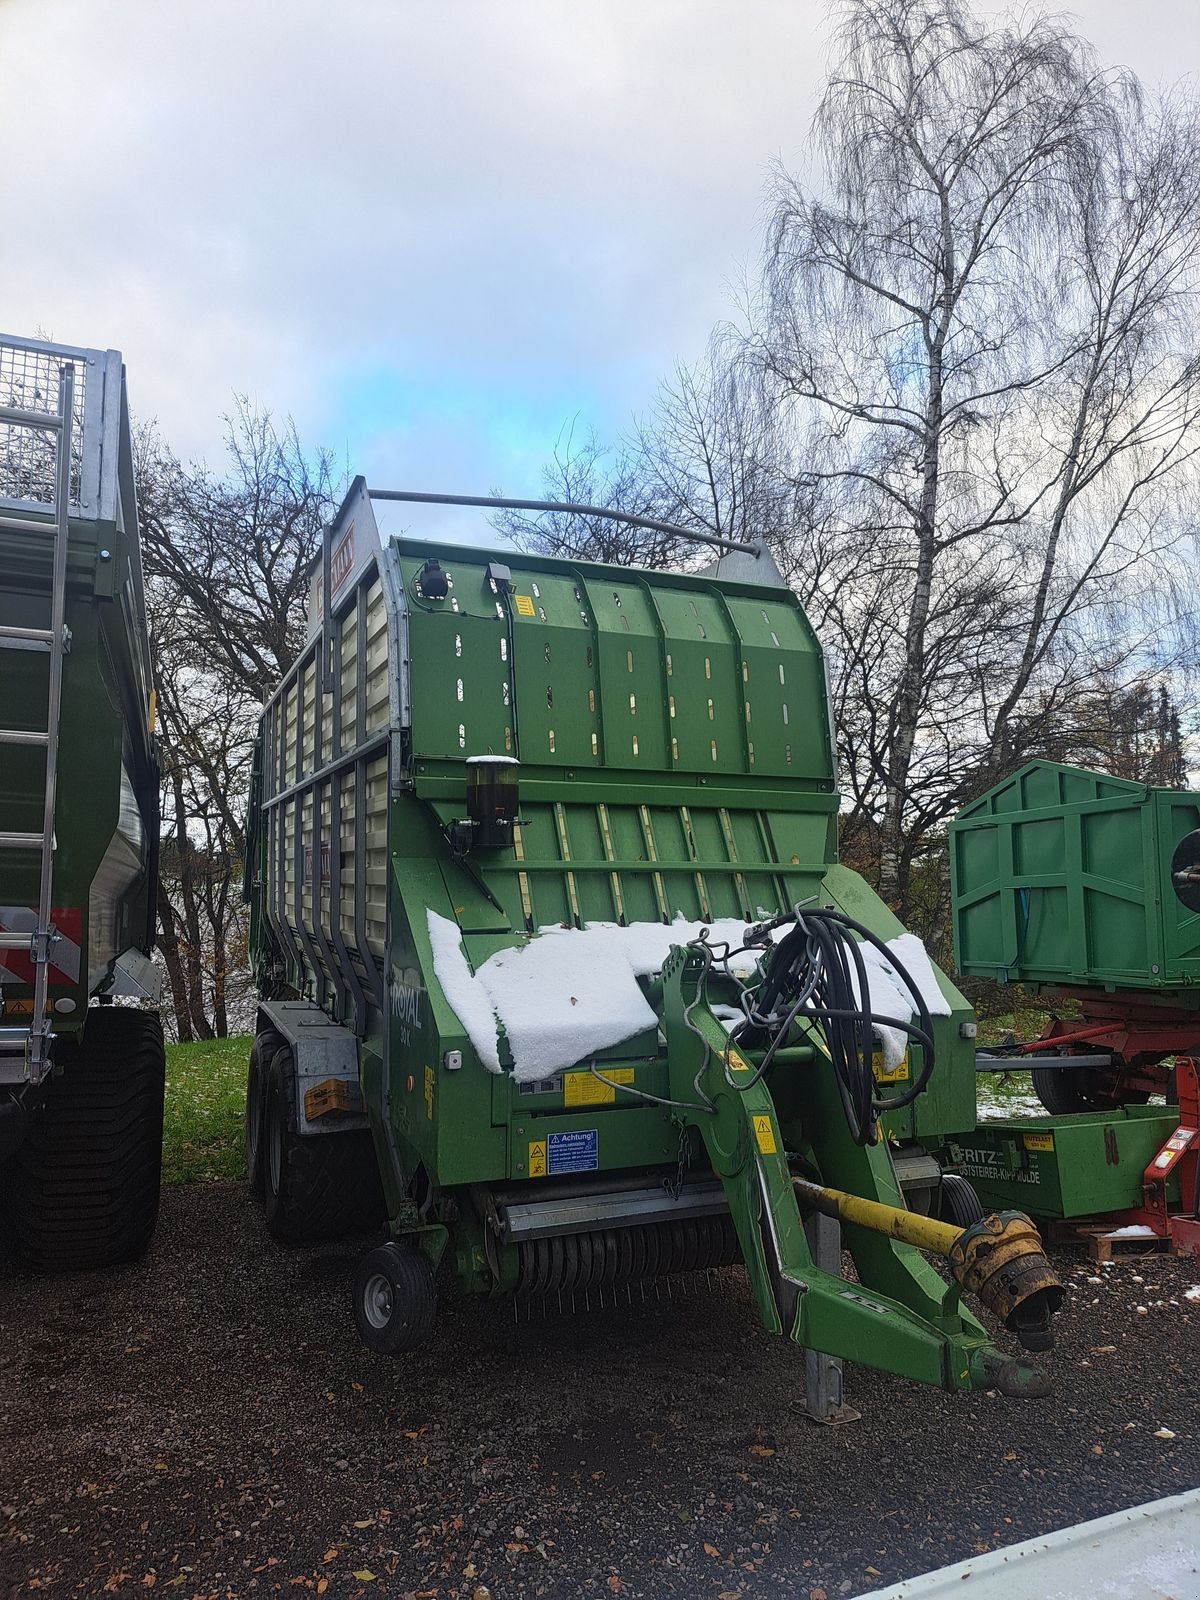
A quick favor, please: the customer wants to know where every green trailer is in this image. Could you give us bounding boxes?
[243,481,1063,1399]
[951,761,1200,1114]
[951,760,1200,992]
[0,333,164,1270]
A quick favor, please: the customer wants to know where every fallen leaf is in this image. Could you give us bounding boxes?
[1154,1427,1177,1440]
[749,1445,775,1457]
[703,1543,721,1558]
[1090,1345,1117,1355]
[1003,1451,1017,1462]
[352,1572,376,1584]
[143,1578,157,1590]
[463,1563,477,1579]
[810,1589,829,1600]
[317,1583,329,1597]
[865,1567,881,1577]
[1091,1444,1104,1455]
[719,1592,742,1600]
[607,1578,622,1592]
[353,1519,375,1529]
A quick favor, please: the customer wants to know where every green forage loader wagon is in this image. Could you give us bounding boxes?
[0,334,164,1270]
[245,480,1062,1397]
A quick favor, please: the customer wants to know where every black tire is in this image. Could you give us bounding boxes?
[6,1007,165,1272]
[245,1029,281,1197]
[1031,1062,1081,1114]
[261,1046,386,1244]
[940,1172,985,1229]
[352,1241,437,1354]
[1032,1058,1146,1114]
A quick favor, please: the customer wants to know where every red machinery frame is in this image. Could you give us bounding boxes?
[1022,992,1200,1099]
[1127,1055,1200,1259]
[1064,1056,1200,1259]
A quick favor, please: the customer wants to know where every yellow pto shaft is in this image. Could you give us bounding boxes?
[792,1175,1065,1352]
[792,1175,963,1254]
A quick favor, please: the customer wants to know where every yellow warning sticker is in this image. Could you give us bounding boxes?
[528,1139,547,1177]
[424,1064,434,1122]
[563,1068,634,1107]
[514,593,536,617]
[753,1114,777,1155]
[726,1050,752,1073]
[873,1049,910,1085]
[1023,1131,1054,1152]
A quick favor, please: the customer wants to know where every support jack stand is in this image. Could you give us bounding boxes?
[802,1213,860,1425]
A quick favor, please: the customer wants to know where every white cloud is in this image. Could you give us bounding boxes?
[2,0,1195,498]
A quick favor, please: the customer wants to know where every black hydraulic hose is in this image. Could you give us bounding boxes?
[727,905,937,1146]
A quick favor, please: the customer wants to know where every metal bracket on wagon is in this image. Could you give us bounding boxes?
[255,999,368,1136]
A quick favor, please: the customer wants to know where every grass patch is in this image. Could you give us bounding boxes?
[163,1035,252,1185]
[974,999,1087,1121]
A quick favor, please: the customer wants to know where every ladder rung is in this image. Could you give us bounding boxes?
[0,832,45,850]
[0,624,53,644]
[0,932,33,950]
[0,729,49,746]
[0,403,63,431]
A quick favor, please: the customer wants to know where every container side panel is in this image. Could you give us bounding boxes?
[951,760,1200,990]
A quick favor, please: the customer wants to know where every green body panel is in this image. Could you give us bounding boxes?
[0,340,157,1038]
[951,760,1200,993]
[946,1107,1180,1219]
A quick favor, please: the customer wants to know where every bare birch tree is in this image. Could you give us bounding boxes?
[756,0,1200,914]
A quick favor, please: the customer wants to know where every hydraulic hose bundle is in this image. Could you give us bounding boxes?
[726,905,937,1145]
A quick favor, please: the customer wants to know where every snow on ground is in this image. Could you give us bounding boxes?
[975,1082,1047,1121]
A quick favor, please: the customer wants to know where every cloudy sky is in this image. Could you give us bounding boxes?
[3,0,1196,533]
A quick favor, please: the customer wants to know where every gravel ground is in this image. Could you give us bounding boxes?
[2,1183,1198,1600]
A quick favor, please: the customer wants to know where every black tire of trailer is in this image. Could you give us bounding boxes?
[939,1171,985,1229]
[352,1240,437,1355]
[1031,1061,1085,1114]
[4,1006,166,1273]
[261,1045,386,1244]
[245,1028,283,1196]
[1031,1058,1149,1115]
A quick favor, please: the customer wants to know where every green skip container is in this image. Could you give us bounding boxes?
[946,1107,1181,1219]
[950,761,1200,992]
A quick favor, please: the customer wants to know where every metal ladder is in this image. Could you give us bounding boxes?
[0,364,75,1083]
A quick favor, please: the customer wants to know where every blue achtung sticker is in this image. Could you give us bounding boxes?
[547,1129,598,1174]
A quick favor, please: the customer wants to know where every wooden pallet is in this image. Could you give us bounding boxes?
[1068,1224,1174,1263]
